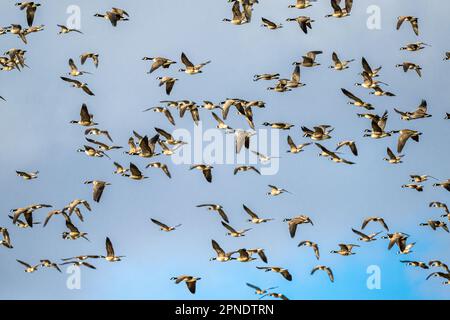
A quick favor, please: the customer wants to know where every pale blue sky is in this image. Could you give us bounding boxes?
[0,0,449,299]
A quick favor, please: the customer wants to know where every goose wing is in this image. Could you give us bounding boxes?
[151,218,169,229]
[105,237,115,257]
[129,162,143,177]
[181,52,194,68]
[211,240,225,256]
[222,221,237,233]
[341,88,362,103]
[243,205,258,219]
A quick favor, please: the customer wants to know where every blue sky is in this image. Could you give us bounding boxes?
[0,0,449,299]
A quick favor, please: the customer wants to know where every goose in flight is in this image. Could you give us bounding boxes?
[62,213,89,241]
[410,175,437,183]
[288,0,316,9]
[142,56,176,74]
[156,76,178,95]
[143,107,176,126]
[331,244,359,256]
[77,145,109,159]
[57,24,82,35]
[433,180,450,192]
[284,215,313,238]
[384,147,403,164]
[129,163,148,180]
[261,17,282,30]
[397,241,415,255]
[210,240,235,262]
[212,112,233,130]
[11,204,51,227]
[80,53,99,68]
[232,249,256,262]
[401,184,423,192]
[234,166,260,176]
[329,52,354,71]
[400,260,429,269]
[361,217,389,231]
[247,248,268,263]
[381,232,410,252]
[16,2,41,27]
[179,52,211,74]
[267,185,291,196]
[397,16,419,36]
[302,125,333,140]
[369,85,396,97]
[61,255,101,262]
[231,129,256,154]
[94,8,129,27]
[352,228,381,242]
[222,221,252,237]
[356,71,388,89]
[420,220,449,233]
[190,164,213,183]
[294,50,322,67]
[261,292,289,300]
[243,205,273,224]
[285,16,314,34]
[0,228,13,249]
[426,272,450,285]
[363,116,391,139]
[65,199,90,218]
[298,240,320,260]
[60,77,95,96]
[85,138,122,151]
[429,261,450,273]
[40,260,61,273]
[60,260,97,269]
[395,100,431,121]
[396,62,422,77]
[9,215,40,228]
[196,204,229,223]
[8,24,40,43]
[262,122,294,130]
[170,275,201,294]
[311,265,334,283]
[101,237,124,262]
[361,57,382,78]
[70,104,97,127]
[223,1,247,25]
[280,65,305,89]
[325,0,353,18]
[341,88,374,110]
[113,162,129,176]
[287,136,310,154]
[256,266,292,281]
[16,259,39,273]
[392,129,422,153]
[253,73,280,81]
[400,42,430,52]
[84,180,110,203]
[336,140,358,156]
[68,58,91,77]
[150,218,181,232]
[246,283,278,295]
[315,143,354,165]
[16,170,39,180]
[85,128,113,142]
[146,162,171,178]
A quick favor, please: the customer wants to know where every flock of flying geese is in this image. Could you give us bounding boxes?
[1,1,450,300]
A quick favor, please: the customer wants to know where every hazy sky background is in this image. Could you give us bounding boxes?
[0,0,449,299]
